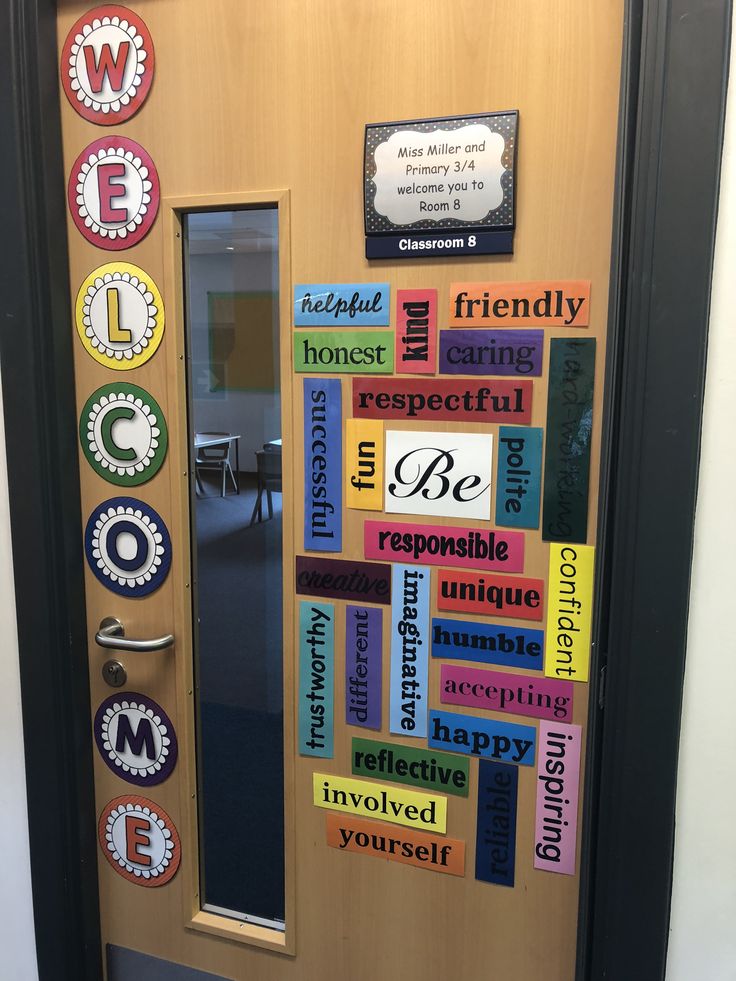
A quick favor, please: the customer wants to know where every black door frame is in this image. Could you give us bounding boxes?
[0,1,730,979]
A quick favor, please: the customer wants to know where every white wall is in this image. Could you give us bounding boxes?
[665,33,736,981]
[0,370,39,981]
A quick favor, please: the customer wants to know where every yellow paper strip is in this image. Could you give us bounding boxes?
[313,772,447,832]
[545,543,595,683]
[345,418,384,510]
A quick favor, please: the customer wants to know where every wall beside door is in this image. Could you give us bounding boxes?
[0,371,39,981]
[666,25,736,981]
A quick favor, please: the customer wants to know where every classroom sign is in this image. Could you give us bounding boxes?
[364,111,518,258]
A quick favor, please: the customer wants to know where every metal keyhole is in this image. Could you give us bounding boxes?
[102,659,127,688]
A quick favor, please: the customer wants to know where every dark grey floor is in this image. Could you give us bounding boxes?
[194,473,285,922]
[108,945,230,981]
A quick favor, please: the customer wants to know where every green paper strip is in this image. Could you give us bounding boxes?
[294,331,394,373]
[542,338,596,543]
[352,736,469,797]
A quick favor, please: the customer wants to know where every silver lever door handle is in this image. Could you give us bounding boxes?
[95,616,174,653]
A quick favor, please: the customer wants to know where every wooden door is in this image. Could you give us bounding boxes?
[57,1,624,978]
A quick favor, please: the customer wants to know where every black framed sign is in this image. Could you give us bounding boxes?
[364,110,518,259]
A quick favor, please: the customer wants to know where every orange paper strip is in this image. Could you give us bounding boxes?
[325,813,465,876]
[449,281,591,328]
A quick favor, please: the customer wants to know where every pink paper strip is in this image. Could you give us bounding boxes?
[395,289,437,374]
[364,520,524,573]
[534,721,582,875]
[440,663,574,723]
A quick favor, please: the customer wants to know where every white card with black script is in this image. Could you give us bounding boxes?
[384,430,493,520]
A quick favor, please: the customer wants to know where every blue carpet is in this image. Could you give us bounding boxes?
[194,475,284,922]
